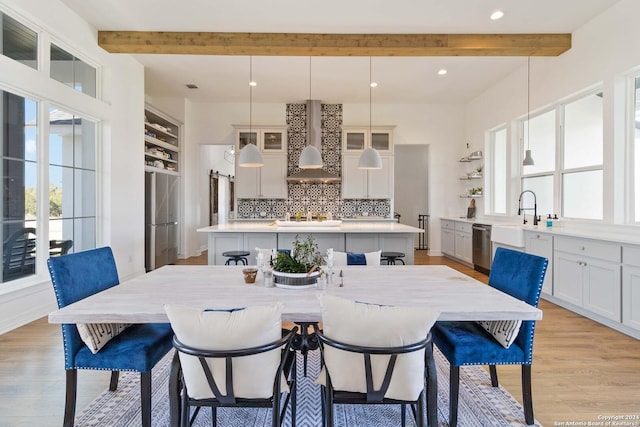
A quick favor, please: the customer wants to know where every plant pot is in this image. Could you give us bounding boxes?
[272,271,320,287]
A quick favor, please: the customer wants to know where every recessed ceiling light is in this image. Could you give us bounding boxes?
[249,81,257,87]
[370,81,378,88]
[437,69,448,76]
[490,10,504,20]
[185,83,198,89]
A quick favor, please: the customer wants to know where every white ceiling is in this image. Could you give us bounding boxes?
[58,0,622,104]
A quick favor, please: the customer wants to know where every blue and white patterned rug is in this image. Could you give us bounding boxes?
[76,348,542,426]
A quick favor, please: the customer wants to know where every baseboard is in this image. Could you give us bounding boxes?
[0,281,56,334]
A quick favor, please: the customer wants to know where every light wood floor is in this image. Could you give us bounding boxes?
[1,252,639,426]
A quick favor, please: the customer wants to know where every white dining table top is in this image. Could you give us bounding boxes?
[48,265,542,324]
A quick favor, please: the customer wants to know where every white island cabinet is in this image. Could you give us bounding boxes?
[198,222,423,266]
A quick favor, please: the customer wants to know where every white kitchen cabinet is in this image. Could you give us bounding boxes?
[440,219,472,264]
[441,222,455,256]
[525,231,553,295]
[454,222,473,264]
[342,154,393,199]
[235,154,287,199]
[622,246,640,331]
[553,236,621,322]
[235,126,286,153]
[342,126,394,153]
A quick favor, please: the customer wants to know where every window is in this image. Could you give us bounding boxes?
[50,43,96,97]
[561,93,603,219]
[49,107,97,254]
[521,109,556,217]
[520,90,603,220]
[1,12,37,70]
[489,127,507,214]
[1,90,38,283]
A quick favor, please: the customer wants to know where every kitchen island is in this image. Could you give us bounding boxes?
[197,221,423,265]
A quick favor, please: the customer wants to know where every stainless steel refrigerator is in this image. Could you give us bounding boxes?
[145,172,179,271]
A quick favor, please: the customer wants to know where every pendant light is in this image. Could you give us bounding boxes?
[299,56,323,169]
[358,57,382,169]
[239,56,264,167]
[523,56,535,166]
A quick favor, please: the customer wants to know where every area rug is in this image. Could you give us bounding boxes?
[76,348,542,427]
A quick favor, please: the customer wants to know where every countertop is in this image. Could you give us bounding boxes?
[441,216,640,246]
[198,221,423,234]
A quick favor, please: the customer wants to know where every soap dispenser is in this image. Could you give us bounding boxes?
[546,214,553,227]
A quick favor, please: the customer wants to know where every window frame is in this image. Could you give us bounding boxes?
[0,7,102,290]
[519,87,604,222]
[486,124,509,216]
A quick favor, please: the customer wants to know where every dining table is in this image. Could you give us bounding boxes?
[48,264,543,427]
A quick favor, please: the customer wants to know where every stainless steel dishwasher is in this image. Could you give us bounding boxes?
[472,223,492,274]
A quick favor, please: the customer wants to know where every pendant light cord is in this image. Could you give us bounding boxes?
[249,56,253,137]
[309,56,312,100]
[369,57,372,136]
[527,56,530,150]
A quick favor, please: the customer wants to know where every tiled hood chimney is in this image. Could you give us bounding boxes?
[286,100,341,183]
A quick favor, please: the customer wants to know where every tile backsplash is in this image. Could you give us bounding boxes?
[236,102,391,219]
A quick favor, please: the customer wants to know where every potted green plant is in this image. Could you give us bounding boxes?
[271,234,324,287]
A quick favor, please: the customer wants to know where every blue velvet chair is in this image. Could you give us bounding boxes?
[47,247,174,427]
[432,247,548,427]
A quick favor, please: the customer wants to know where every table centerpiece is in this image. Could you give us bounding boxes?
[271,234,323,288]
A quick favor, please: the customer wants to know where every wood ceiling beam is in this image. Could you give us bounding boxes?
[98,32,571,56]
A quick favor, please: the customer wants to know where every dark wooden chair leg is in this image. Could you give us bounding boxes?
[109,370,119,391]
[522,364,535,425]
[63,369,77,427]
[401,404,406,426]
[449,366,460,427]
[140,371,152,427]
[211,407,217,427]
[490,365,499,387]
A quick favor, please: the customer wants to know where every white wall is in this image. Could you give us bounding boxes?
[0,0,146,333]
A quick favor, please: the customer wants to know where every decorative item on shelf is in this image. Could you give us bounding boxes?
[469,186,483,197]
[471,165,483,177]
[271,234,323,287]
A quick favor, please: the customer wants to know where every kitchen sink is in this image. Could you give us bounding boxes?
[491,224,537,248]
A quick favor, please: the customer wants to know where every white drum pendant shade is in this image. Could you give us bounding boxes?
[358,147,382,169]
[238,143,264,167]
[299,146,323,169]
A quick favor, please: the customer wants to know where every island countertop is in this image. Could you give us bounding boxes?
[197,221,423,234]
[198,221,423,265]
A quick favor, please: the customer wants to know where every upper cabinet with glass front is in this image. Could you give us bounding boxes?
[235,126,287,153]
[341,126,394,153]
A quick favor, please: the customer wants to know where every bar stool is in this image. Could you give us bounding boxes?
[380,251,406,265]
[222,251,250,265]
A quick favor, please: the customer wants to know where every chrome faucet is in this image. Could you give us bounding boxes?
[518,190,539,226]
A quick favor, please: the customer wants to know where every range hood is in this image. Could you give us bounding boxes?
[286,100,341,183]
